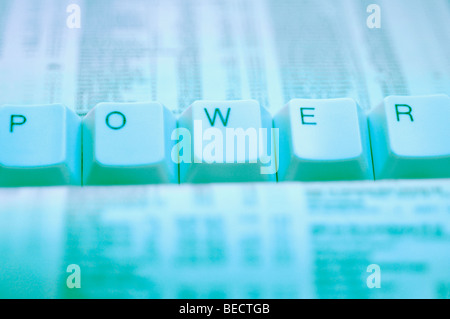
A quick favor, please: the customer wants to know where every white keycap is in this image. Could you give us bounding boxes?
[0,104,81,186]
[177,100,277,183]
[369,94,450,179]
[83,102,177,185]
[274,98,373,181]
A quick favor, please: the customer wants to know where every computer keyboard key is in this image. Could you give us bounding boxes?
[274,98,373,181]
[369,94,450,179]
[177,100,277,183]
[0,104,81,186]
[83,102,177,185]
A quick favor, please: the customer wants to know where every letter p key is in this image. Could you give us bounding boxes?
[0,104,82,186]
[10,115,27,132]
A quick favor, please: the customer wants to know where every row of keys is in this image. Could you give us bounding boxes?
[0,95,449,186]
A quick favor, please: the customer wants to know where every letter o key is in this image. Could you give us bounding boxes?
[106,111,126,130]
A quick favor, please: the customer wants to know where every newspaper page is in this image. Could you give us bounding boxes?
[0,0,450,113]
[1,181,450,298]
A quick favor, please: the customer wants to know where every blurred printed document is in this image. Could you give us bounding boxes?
[0,0,450,113]
[1,181,450,298]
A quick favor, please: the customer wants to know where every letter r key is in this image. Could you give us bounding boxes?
[369,94,450,179]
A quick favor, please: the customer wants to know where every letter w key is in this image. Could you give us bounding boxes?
[204,108,231,127]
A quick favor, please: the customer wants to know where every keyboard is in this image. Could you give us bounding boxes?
[1,0,450,300]
[1,95,449,186]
